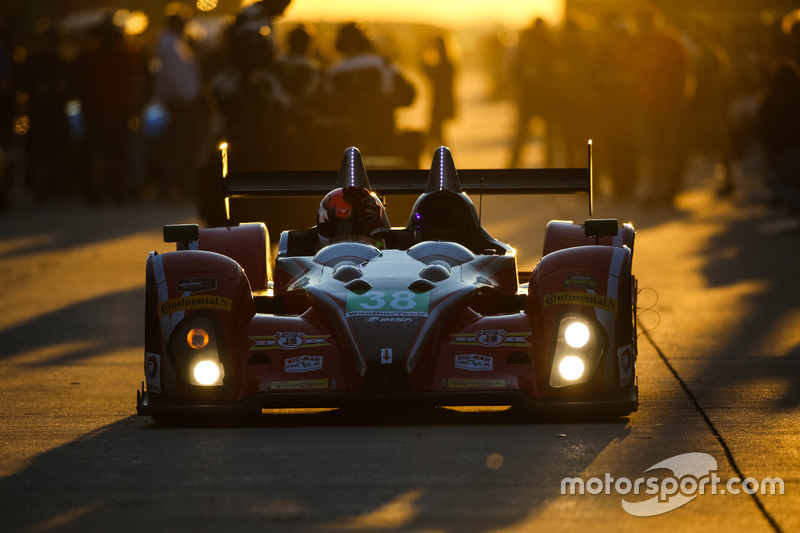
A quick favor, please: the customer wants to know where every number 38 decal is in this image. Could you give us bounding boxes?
[346,290,430,317]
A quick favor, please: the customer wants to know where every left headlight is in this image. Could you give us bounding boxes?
[549,315,604,388]
[171,316,225,387]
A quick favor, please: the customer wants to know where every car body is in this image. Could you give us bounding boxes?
[137,146,638,419]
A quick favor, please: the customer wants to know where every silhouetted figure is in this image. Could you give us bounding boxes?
[0,26,14,211]
[686,16,734,196]
[153,4,204,198]
[508,18,557,168]
[422,35,457,149]
[77,16,146,205]
[629,9,695,207]
[594,14,639,200]
[20,21,73,202]
[274,23,332,169]
[211,21,290,171]
[324,22,421,166]
[756,57,800,214]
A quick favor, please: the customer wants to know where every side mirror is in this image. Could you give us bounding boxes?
[164,224,199,250]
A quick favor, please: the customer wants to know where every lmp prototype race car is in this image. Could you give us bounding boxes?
[137,145,638,419]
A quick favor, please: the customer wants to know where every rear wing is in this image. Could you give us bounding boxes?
[221,142,594,215]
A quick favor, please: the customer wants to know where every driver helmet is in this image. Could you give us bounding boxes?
[317,187,390,248]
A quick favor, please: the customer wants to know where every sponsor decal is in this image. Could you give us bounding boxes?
[455,354,494,371]
[284,355,323,373]
[145,352,161,394]
[346,289,429,317]
[618,345,634,386]
[565,274,597,289]
[249,332,331,351]
[543,292,619,313]
[381,348,393,364]
[270,378,328,390]
[158,295,232,316]
[177,277,217,293]
[450,329,531,347]
[364,317,415,323]
[447,378,506,389]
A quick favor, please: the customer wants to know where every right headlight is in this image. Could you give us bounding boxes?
[549,315,605,388]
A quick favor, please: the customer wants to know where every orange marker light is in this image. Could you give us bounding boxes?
[187,328,210,349]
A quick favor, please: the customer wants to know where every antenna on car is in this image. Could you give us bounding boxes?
[478,177,484,224]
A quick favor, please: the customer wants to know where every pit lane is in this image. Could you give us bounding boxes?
[1,75,798,532]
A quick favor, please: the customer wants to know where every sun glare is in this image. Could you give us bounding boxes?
[270,0,565,27]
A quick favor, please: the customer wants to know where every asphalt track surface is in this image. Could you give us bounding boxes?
[2,78,799,532]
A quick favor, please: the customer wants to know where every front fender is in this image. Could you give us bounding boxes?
[144,250,255,400]
[528,245,635,395]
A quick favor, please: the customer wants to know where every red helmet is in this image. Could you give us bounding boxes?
[317,187,390,247]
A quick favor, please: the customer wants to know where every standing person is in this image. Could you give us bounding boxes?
[629,8,696,207]
[19,20,74,203]
[756,57,800,214]
[324,22,420,165]
[153,2,203,199]
[422,34,457,150]
[77,14,146,205]
[211,21,290,171]
[594,14,639,201]
[507,18,557,168]
[274,23,332,169]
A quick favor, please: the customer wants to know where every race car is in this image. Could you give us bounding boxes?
[137,145,638,419]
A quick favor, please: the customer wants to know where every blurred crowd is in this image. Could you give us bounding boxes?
[0,1,799,216]
[0,0,444,213]
[500,7,800,210]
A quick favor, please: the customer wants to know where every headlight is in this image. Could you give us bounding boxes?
[549,314,606,388]
[193,360,222,385]
[169,315,226,387]
[564,321,590,348]
[558,355,585,381]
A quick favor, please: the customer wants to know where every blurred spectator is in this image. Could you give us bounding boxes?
[0,26,14,211]
[422,34,457,150]
[756,57,800,214]
[274,23,332,169]
[686,16,734,196]
[211,20,291,171]
[77,14,147,205]
[153,3,204,199]
[594,14,638,200]
[554,15,599,167]
[507,18,557,168]
[629,8,696,207]
[324,22,421,166]
[19,19,74,203]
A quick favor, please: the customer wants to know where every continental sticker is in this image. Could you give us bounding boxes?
[249,332,331,351]
[158,295,232,316]
[447,378,506,389]
[450,329,530,347]
[269,378,328,390]
[543,292,618,313]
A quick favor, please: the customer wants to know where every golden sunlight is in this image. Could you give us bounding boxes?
[242,0,565,27]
